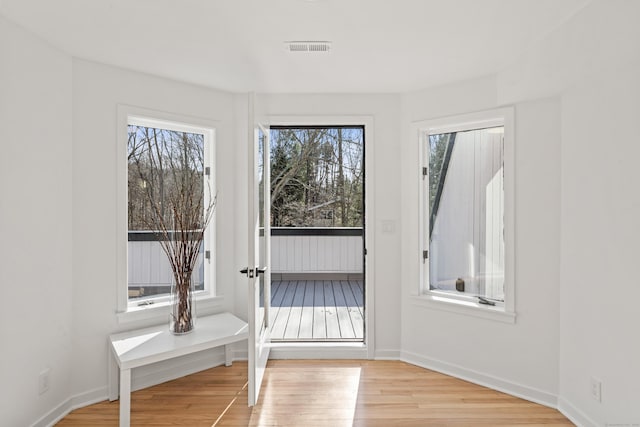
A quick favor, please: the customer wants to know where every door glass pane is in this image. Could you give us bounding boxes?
[258,129,266,330]
[267,126,365,342]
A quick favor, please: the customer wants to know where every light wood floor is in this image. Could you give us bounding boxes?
[57,360,573,426]
[270,280,364,341]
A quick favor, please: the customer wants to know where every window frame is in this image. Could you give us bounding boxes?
[116,105,220,323]
[414,107,516,323]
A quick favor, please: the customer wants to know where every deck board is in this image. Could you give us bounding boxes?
[269,281,286,330]
[312,280,327,339]
[341,280,364,339]
[283,281,304,339]
[324,280,341,338]
[333,280,356,339]
[270,279,363,341]
[271,281,295,339]
[349,280,364,317]
[298,281,315,338]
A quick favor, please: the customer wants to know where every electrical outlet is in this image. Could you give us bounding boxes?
[39,368,50,395]
[590,377,601,402]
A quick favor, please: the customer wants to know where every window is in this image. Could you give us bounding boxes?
[418,108,515,318]
[117,108,216,316]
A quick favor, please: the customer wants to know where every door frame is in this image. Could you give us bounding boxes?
[264,115,375,360]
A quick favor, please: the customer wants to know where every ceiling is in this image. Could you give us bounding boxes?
[0,0,590,93]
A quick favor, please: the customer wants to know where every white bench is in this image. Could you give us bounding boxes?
[108,312,248,427]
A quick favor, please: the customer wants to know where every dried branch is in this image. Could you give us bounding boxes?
[128,126,215,333]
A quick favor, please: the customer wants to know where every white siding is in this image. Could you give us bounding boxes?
[260,234,363,274]
[429,128,504,299]
[127,241,205,286]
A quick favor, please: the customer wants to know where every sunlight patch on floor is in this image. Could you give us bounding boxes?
[249,365,362,427]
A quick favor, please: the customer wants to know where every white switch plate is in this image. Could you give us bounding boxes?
[39,368,50,395]
[381,220,395,233]
[590,377,601,402]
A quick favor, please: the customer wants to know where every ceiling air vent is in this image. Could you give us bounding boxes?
[286,41,331,53]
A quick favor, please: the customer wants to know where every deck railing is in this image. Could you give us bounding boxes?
[127,231,205,298]
[128,227,363,290]
[268,227,363,276]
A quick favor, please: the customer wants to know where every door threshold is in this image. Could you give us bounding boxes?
[271,339,363,344]
[269,341,368,360]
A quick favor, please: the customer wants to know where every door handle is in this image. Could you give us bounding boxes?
[240,267,254,278]
[240,267,266,277]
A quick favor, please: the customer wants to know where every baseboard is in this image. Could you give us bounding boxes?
[374,349,401,360]
[32,349,243,426]
[233,349,248,361]
[31,386,108,427]
[400,350,558,409]
[557,397,598,427]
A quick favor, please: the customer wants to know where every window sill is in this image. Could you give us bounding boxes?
[116,295,224,325]
[410,294,516,324]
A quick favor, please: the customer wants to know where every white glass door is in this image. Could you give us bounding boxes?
[244,93,271,406]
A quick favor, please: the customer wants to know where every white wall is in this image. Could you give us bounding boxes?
[71,59,238,398]
[400,76,563,404]
[496,0,640,424]
[0,16,73,426]
[559,64,640,426]
[253,94,403,357]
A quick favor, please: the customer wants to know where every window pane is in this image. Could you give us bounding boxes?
[428,126,504,301]
[127,125,207,301]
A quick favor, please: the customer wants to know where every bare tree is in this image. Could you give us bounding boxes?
[128,126,216,334]
[270,127,363,227]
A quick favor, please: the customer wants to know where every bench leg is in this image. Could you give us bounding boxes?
[119,368,131,427]
[225,344,233,366]
[108,351,119,401]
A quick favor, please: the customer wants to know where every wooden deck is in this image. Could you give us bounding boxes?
[269,280,364,341]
